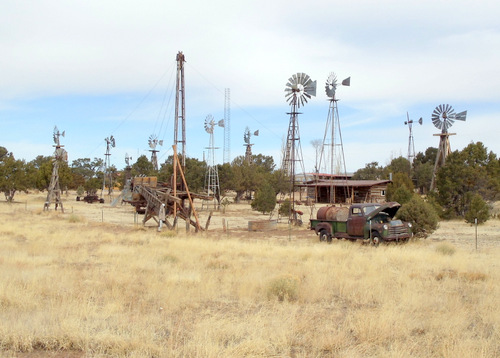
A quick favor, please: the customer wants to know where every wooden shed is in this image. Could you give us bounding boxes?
[298,179,391,204]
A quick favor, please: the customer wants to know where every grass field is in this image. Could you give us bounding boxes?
[0,193,499,357]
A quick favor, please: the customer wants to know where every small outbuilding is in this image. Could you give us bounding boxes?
[298,178,391,204]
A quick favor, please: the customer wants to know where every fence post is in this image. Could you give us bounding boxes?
[475,218,478,251]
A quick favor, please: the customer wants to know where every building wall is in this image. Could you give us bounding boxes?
[307,182,388,204]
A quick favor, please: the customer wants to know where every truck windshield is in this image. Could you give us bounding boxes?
[362,205,380,215]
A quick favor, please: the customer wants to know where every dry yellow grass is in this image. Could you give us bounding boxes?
[0,193,499,357]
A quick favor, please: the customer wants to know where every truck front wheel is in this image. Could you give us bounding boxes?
[371,232,383,247]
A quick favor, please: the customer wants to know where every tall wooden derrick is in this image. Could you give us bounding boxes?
[174,51,186,170]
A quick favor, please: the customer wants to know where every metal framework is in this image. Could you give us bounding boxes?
[223,88,231,163]
[282,103,302,192]
[319,74,350,203]
[282,73,316,222]
[148,134,163,171]
[174,51,186,169]
[102,135,115,197]
[404,113,422,165]
[204,115,222,208]
[44,126,67,212]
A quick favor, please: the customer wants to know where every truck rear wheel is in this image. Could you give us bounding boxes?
[319,230,329,242]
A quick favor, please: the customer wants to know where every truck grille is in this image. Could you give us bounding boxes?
[389,225,409,236]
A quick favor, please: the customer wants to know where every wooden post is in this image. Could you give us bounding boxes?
[173,145,178,228]
[173,146,202,232]
[475,218,478,251]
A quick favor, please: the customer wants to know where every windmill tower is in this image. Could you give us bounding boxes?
[43,126,67,212]
[204,115,224,207]
[174,51,186,169]
[319,72,350,203]
[148,134,163,171]
[243,127,259,163]
[282,72,316,220]
[404,112,422,165]
[223,88,231,163]
[124,153,132,181]
[430,104,467,191]
[102,135,115,197]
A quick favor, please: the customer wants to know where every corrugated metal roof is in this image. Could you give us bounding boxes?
[299,179,391,187]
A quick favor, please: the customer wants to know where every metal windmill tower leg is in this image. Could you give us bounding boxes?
[405,113,422,173]
[319,98,350,203]
[150,150,159,171]
[407,122,415,163]
[282,99,305,221]
[102,135,115,199]
[204,115,221,209]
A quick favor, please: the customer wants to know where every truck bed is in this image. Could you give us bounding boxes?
[310,219,347,235]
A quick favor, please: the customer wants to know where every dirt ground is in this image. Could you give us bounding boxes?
[9,190,500,252]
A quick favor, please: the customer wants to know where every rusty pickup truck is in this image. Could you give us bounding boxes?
[310,202,412,245]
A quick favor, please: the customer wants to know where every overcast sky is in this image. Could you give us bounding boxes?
[1,0,499,173]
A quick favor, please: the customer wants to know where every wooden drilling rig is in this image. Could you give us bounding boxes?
[125,146,211,231]
[124,52,214,231]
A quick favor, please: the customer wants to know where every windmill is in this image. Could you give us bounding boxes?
[430,104,467,191]
[43,126,67,212]
[124,152,132,180]
[148,134,163,171]
[243,127,259,163]
[282,72,316,221]
[318,72,350,203]
[204,114,223,208]
[125,153,132,168]
[404,112,422,165]
[102,135,116,197]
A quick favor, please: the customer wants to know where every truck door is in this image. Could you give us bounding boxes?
[347,206,365,237]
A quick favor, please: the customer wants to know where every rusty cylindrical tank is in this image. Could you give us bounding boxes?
[317,206,349,221]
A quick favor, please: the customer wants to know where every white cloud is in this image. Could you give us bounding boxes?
[1,0,499,170]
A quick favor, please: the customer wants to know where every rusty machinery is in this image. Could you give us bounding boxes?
[125,146,211,232]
